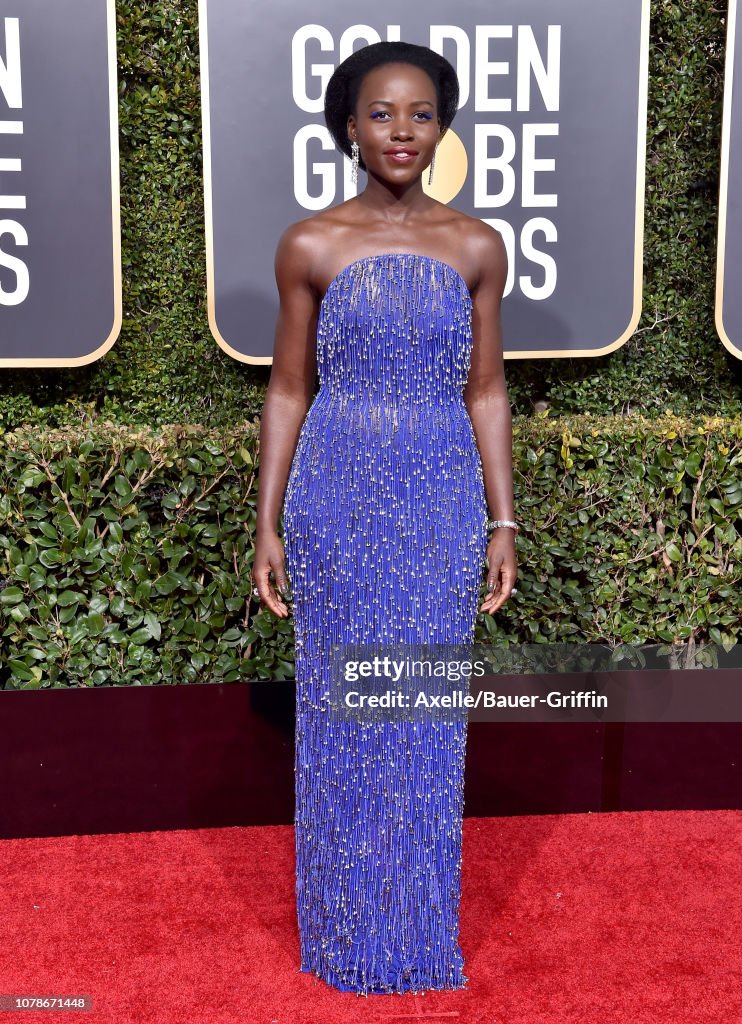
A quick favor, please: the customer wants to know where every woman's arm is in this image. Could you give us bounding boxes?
[463,224,517,614]
[252,224,319,617]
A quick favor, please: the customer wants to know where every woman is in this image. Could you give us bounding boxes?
[252,41,517,995]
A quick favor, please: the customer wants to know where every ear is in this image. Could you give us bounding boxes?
[347,115,357,142]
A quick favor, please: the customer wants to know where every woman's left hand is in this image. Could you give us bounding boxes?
[479,530,518,614]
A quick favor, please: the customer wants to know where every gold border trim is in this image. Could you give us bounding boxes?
[199,0,271,365]
[201,1,650,363]
[509,0,650,359]
[0,0,123,368]
[715,0,742,360]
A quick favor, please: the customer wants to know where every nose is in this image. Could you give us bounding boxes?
[391,121,414,140]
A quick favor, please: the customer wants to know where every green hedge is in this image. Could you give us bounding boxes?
[1,414,739,689]
[0,0,741,429]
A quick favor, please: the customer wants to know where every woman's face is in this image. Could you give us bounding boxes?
[348,62,441,183]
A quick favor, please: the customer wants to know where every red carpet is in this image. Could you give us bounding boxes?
[1,811,739,1023]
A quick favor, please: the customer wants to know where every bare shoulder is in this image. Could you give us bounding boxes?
[447,211,506,290]
[274,204,355,292]
[274,215,321,277]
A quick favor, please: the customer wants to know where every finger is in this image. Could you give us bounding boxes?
[485,551,504,587]
[480,597,506,616]
[487,582,516,602]
[254,567,289,618]
[269,558,292,606]
[480,576,517,612]
[273,563,291,600]
[484,573,517,599]
[486,572,501,594]
[480,588,507,609]
[263,586,289,618]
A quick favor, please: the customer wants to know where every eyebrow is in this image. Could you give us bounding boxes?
[366,99,435,107]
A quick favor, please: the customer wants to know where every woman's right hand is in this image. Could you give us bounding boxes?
[251,530,291,618]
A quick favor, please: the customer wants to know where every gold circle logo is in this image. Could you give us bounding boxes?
[422,128,468,204]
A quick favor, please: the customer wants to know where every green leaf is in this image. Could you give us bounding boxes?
[143,611,162,640]
[664,542,682,562]
[38,549,63,567]
[87,612,107,635]
[8,659,35,680]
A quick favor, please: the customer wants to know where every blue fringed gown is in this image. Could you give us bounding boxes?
[282,253,487,994]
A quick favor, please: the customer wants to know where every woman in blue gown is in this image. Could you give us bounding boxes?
[252,41,517,995]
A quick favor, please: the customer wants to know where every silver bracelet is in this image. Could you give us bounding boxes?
[487,518,519,533]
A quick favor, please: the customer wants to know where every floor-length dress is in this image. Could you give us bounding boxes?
[282,252,488,995]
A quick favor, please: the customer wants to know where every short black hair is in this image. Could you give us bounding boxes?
[324,41,459,171]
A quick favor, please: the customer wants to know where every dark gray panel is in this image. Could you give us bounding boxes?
[202,0,647,360]
[718,0,742,359]
[0,0,120,365]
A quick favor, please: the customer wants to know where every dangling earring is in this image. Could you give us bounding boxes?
[351,140,359,185]
[428,147,437,186]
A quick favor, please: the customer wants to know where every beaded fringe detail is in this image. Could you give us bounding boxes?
[283,254,488,995]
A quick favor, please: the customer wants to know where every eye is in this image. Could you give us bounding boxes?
[369,110,434,122]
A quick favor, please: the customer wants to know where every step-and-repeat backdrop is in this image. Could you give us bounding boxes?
[717,0,742,361]
[0,1,121,367]
[1,1,740,367]
[200,0,650,362]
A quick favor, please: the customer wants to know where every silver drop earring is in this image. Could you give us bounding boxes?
[428,147,437,186]
[351,140,359,185]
